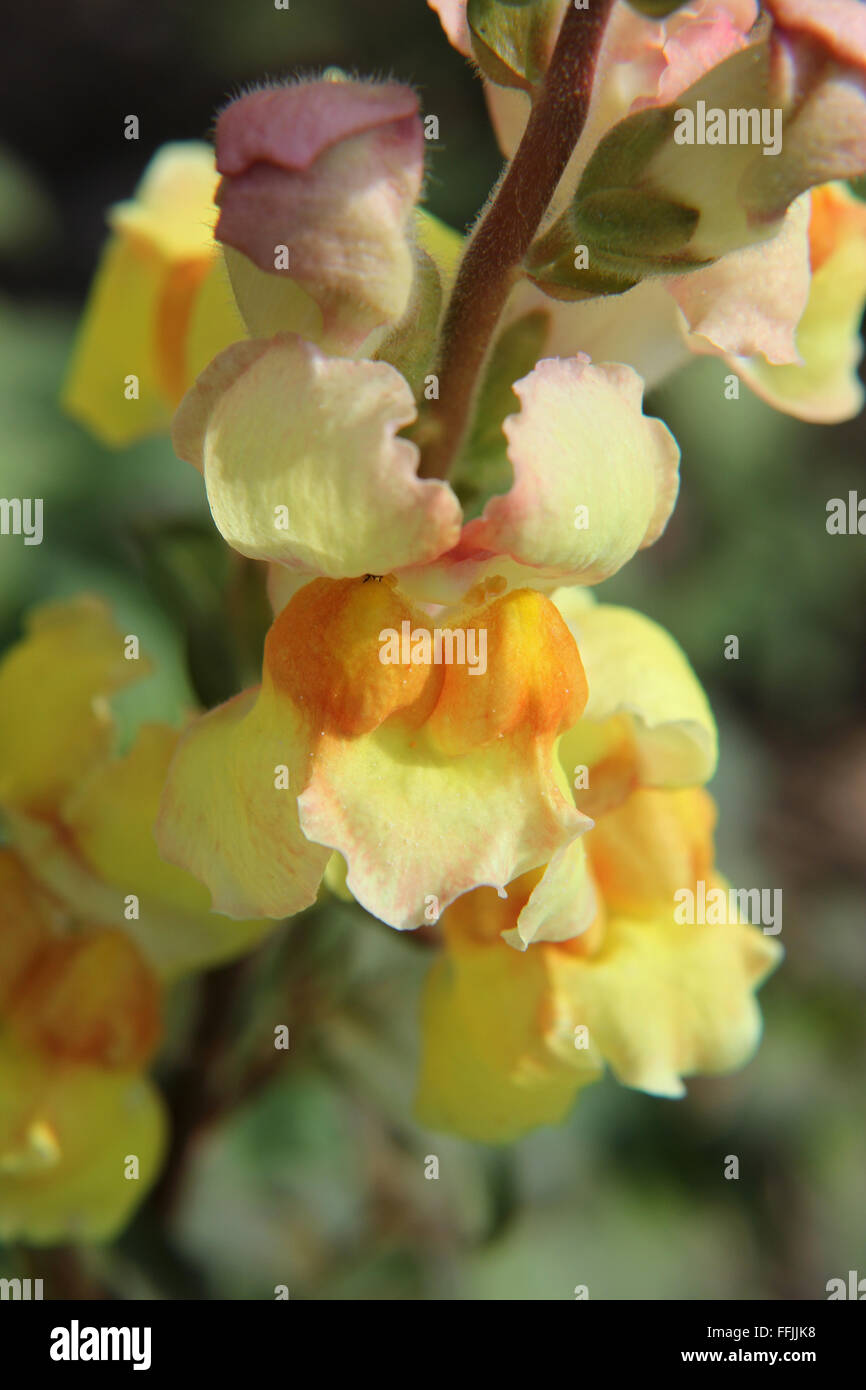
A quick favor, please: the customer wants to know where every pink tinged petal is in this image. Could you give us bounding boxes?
[172,334,463,577]
[727,185,866,423]
[711,0,763,30]
[765,0,866,67]
[216,82,421,175]
[460,356,680,587]
[214,81,424,350]
[298,729,589,932]
[779,71,866,200]
[747,10,866,221]
[427,0,472,56]
[649,5,755,107]
[667,194,811,363]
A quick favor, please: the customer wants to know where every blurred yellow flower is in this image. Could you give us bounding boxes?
[0,852,165,1243]
[0,596,271,1242]
[0,595,271,977]
[62,142,244,447]
[416,786,782,1143]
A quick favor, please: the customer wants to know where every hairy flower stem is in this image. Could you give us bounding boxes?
[418,0,615,482]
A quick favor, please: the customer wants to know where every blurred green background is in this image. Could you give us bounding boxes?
[1,0,864,1300]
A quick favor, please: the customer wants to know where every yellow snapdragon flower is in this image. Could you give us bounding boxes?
[62,143,244,446]
[416,784,781,1142]
[0,597,270,1241]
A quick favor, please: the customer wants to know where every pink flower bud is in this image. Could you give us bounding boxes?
[214,79,425,351]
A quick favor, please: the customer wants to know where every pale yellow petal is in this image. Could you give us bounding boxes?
[172,334,462,575]
[0,1038,166,1244]
[460,356,680,588]
[554,597,717,805]
[0,597,144,817]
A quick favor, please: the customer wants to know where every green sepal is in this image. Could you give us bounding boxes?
[522,42,776,301]
[575,189,700,260]
[577,103,677,201]
[375,210,463,396]
[624,0,692,15]
[467,0,566,93]
[524,183,702,302]
[452,309,550,519]
[524,227,644,300]
[374,248,443,395]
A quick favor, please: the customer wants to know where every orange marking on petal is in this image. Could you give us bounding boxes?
[587,787,716,916]
[808,185,866,274]
[10,930,161,1070]
[427,588,587,756]
[443,868,606,961]
[265,576,440,737]
[573,737,641,820]
[155,255,213,406]
[552,906,606,959]
[442,869,544,946]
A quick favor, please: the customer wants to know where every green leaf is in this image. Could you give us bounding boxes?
[523,37,789,300]
[525,248,643,301]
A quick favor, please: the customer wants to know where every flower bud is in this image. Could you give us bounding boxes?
[214,78,425,352]
[526,3,866,298]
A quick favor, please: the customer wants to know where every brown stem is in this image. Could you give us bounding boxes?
[418,0,615,481]
[149,957,251,1222]
[147,939,299,1226]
